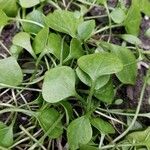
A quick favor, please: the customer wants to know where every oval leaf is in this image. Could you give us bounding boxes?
[22,10,45,34]
[65,38,84,61]
[120,34,141,45]
[110,8,126,24]
[33,27,49,54]
[42,66,76,103]
[100,41,137,84]
[47,33,69,60]
[19,0,40,8]
[37,108,63,139]
[45,10,83,37]
[77,20,95,40]
[0,57,23,86]
[141,0,150,16]
[91,118,115,134]
[0,0,18,17]
[124,1,142,35]
[0,122,13,148]
[77,53,123,81]
[76,67,110,90]
[126,127,150,149]
[67,116,92,150]
[13,32,37,59]
[0,10,9,26]
[94,80,114,104]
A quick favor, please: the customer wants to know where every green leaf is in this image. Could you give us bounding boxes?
[37,108,63,139]
[42,66,76,103]
[110,8,126,24]
[100,41,137,84]
[77,20,95,40]
[65,38,84,61]
[120,34,141,45]
[77,53,123,81]
[47,33,69,60]
[13,32,37,59]
[124,0,142,35]
[0,122,13,148]
[0,57,23,86]
[94,80,114,104]
[22,10,45,34]
[45,10,83,37]
[0,0,18,17]
[126,127,150,149]
[145,28,150,38]
[10,45,22,59]
[91,118,115,134]
[33,27,49,54]
[0,10,9,26]
[140,0,150,16]
[67,116,92,150]
[19,0,40,8]
[76,67,110,90]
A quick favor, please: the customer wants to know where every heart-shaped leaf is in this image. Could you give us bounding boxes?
[76,67,110,90]
[45,10,83,37]
[0,57,23,86]
[78,53,123,81]
[13,32,37,59]
[67,116,92,150]
[42,66,76,103]
[91,117,115,134]
[37,107,63,139]
[77,20,95,41]
[100,41,137,84]
[0,122,13,148]
[33,27,49,54]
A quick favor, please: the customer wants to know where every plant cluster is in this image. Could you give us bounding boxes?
[0,0,150,150]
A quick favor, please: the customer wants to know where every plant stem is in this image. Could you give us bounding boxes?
[10,18,45,28]
[0,83,42,92]
[95,110,126,125]
[20,125,47,150]
[112,78,147,143]
[59,36,65,66]
[101,143,146,150]
[93,24,123,35]
[75,92,86,105]
[97,107,150,118]
[0,108,37,117]
[87,80,96,112]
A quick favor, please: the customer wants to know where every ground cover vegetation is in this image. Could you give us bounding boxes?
[0,0,150,149]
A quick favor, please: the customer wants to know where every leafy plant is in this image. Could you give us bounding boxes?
[0,0,150,149]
